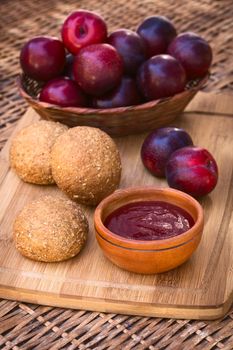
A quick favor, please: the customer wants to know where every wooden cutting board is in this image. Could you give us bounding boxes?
[0,92,232,320]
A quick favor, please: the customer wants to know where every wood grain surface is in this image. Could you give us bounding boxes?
[0,92,232,320]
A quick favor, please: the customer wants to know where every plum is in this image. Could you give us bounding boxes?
[137,54,186,101]
[168,32,212,79]
[20,36,66,81]
[39,77,87,107]
[137,16,177,57]
[141,127,193,177]
[165,146,218,197]
[108,29,146,76]
[63,54,75,79]
[92,76,142,108]
[73,43,123,96]
[61,10,107,55]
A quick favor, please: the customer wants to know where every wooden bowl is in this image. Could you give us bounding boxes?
[18,74,208,137]
[94,187,204,274]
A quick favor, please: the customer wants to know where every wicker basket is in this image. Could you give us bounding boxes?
[18,74,208,136]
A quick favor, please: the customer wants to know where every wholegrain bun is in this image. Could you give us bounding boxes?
[13,195,88,262]
[10,120,68,184]
[51,126,121,206]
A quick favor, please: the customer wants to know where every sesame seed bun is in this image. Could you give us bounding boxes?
[10,120,68,185]
[51,126,122,206]
[13,195,88,262]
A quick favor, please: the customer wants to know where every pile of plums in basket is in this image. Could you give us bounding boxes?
[19,10,212,109]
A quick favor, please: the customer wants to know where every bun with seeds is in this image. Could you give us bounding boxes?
[13,195,88,262]
[51,126,122,206]
[10,120,68,185]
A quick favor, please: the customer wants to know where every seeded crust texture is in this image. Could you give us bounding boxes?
[51,126,122,206]
[10,120,68,184]
[13,195,88,262]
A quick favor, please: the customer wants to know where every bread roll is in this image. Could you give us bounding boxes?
[10,120,68,184]
[13,195,88,262]
[51,126,121,206]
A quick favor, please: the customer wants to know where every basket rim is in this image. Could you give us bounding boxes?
[17,73,209,115]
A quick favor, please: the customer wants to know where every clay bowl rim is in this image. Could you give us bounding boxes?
[94,187,204,251]
[17,74,209,115]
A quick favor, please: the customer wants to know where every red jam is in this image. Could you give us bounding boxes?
[104,201,194,240]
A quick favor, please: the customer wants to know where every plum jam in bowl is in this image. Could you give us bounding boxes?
[94,187,204,274]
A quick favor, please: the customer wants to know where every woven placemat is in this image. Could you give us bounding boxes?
[0,0,233,348]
